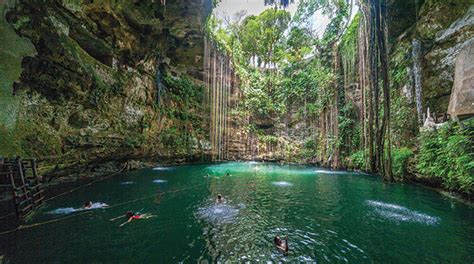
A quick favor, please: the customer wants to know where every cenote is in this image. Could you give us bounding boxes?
[1,162,473,263]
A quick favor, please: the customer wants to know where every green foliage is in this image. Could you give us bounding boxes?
[0,123,21,156]
[18,121,62,157]
[158,73,206,154]
[163,73,204,104]
[416,123,474,194]
[159,126,188,154]
[337,102,356,151]
[278,60,333,111]
[0,3,35,129]
[285,27,314,62]
[301,137,318,159]
[258,134,279,144]
[320,0,349,46]
[392,147,414,179]
[239,9,291,66]
[161,73,205,127]
[390,89,417,147]
[88,79,123,108]
[339,13,360,85]
[123,134,146,149]
[350,147,413,178]
[350,149,366,169]
[294,0,342,25]
[241,70,281,116]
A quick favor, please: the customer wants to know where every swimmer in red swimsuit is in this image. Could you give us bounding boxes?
[119,211,155,227]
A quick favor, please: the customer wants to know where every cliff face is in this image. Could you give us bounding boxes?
[0,0,471,181]
[391,0,473,115]
[0,0,212,181]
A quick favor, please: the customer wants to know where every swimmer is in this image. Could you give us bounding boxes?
[216,194,225,204]
[274,235,289,253]
[225,173,231,176]
[119,210,155,227]
[82,201,92,209]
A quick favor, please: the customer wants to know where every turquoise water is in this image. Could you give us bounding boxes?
[1,162,473,263]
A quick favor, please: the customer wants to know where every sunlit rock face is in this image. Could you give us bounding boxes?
[0,0,212,180]
[448,41,474,120]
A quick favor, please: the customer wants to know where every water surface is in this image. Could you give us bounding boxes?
[1,162,473,263]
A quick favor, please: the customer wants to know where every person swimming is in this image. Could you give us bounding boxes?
[82,201,92,209]
[216,194,225,203]
[118,210,155,227]
[274,235,289,253]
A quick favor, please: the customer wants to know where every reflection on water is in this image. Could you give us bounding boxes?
[314,169,349,174]
[120,181,134,185]
[152,166,174,171]
[367,200,440,225]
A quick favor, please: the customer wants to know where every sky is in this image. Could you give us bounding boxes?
[214,0,358,38]
[214,0,329,38]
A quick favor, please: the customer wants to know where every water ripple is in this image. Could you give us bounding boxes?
[47,202,109,215]
[153,179,168,184]
[271,181,293,187]
[367,200,440,225]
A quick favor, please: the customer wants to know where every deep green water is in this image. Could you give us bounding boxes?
[1,162,473,263]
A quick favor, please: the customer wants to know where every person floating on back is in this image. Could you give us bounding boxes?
[274,235,289,253]
[216,194,225,204]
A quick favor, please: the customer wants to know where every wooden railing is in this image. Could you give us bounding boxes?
[0,158,44,219]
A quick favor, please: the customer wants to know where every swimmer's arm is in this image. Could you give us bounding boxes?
[109,215,125,221]
[275,244,286,252]
[119,218,133,227]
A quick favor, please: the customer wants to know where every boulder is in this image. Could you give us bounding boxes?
[447,40,474,119]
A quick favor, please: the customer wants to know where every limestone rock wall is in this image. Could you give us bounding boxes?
[448,41,474,119]
[0,0,212,181]
[391,1,474,115]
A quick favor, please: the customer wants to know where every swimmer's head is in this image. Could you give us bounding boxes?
[274,236,282,245]
[126,211,134,218]
[83,201,92,208]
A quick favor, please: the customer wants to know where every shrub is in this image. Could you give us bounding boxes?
[392,147,414,179]
[350,150,366,170]
[416,122,473,194]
